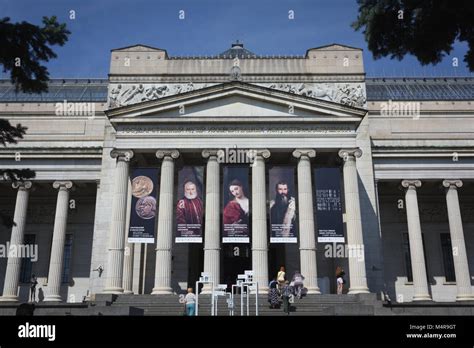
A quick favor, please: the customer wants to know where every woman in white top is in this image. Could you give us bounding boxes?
[184,288,196,316]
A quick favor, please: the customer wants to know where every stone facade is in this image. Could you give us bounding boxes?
[0,43,473,303]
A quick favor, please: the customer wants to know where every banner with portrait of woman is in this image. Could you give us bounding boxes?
[128,168,159,243]
[269,166,297,243]
[175,166,204,243]
[222,166,250,243]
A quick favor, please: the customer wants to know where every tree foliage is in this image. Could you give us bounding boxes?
[353,0,474,71]
[0,16,70,93]
[0,16,70,227]
[0,118,35,228]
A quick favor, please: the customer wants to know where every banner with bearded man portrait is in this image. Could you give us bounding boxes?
[269,166,297,243]
[175,166,204,243]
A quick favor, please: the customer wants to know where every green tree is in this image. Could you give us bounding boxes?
[353,0,474,71]
[0,16,70,227]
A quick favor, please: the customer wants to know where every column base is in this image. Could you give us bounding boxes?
[456,294,474,301]
[123,290,134,295]
[102,287,124,295]
[256,286,268,295]
[306,287,321,295]
[412,294,432,301]
[0,295,19,302]
[348,286,370,295]
[44,295,62,302]
[151,287,173,295]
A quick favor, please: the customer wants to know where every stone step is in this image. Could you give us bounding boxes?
[106,293,383,316]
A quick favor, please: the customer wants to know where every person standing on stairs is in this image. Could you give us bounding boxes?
[184,288,196,316]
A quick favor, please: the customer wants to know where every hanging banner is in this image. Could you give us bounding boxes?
[128,168,159,243]
[223,166,250,243]
[269,166,297,243]
[175,166,204,243]
[315,168,344,243]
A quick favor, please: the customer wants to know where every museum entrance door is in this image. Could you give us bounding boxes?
[222,244,251,290]
[269,244,286,281]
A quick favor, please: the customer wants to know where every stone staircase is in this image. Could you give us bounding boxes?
[2,293,474,315]
[106,293,391,316]
[110,294,185,316]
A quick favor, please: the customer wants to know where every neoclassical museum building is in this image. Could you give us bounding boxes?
[0,42,473,304]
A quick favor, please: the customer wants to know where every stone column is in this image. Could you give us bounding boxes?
[252,149,271,293]
[401,179,431,301]
[442,180,474,301]
[0,181,32,302]
[338,149,369,294]
[201,150,221,294]
[44,181,73,302]
[292,149,320,294]
[152,150,179,295]
[122,180,134,294]
[103,149,134,294]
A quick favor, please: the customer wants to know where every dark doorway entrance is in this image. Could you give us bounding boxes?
[188,244,204,290]
[223,244,251,289]
[269,244,286,281]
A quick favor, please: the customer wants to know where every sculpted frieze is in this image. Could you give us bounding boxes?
[257,83,366,108]
[109,83,214,108]
[108,82,367,108]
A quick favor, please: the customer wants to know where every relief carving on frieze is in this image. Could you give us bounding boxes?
[260,83,366,108]
[108,81,367,108]
[109,83,211,108]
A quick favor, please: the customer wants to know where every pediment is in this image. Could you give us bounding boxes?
[106,82,366,125]
[111,44,166,52]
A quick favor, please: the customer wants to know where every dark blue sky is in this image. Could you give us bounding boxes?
[2,0,472,78]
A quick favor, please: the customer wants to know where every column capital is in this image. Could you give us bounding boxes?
[338,148,362,161]
[53,181,73,191]
[292,149,316,159]
[12,181,32,191]
[202,149,221,159]
[110,149,134,162]
[443,179,463,189]
[254,149,271,159]
[156,149,180,160]
[401,179,422,189]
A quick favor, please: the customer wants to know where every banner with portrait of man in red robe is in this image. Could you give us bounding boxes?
[175,166,204,243]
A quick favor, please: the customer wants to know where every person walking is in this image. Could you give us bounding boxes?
[336,266,345,295]
[30,274,38,303]
[291,271,305,299]
[281,281,292,315]
[277,266,286,292]
[268,278,279,309]
[184,288,196,316]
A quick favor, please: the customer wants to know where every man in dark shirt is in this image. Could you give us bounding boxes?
[30,274,38,302]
